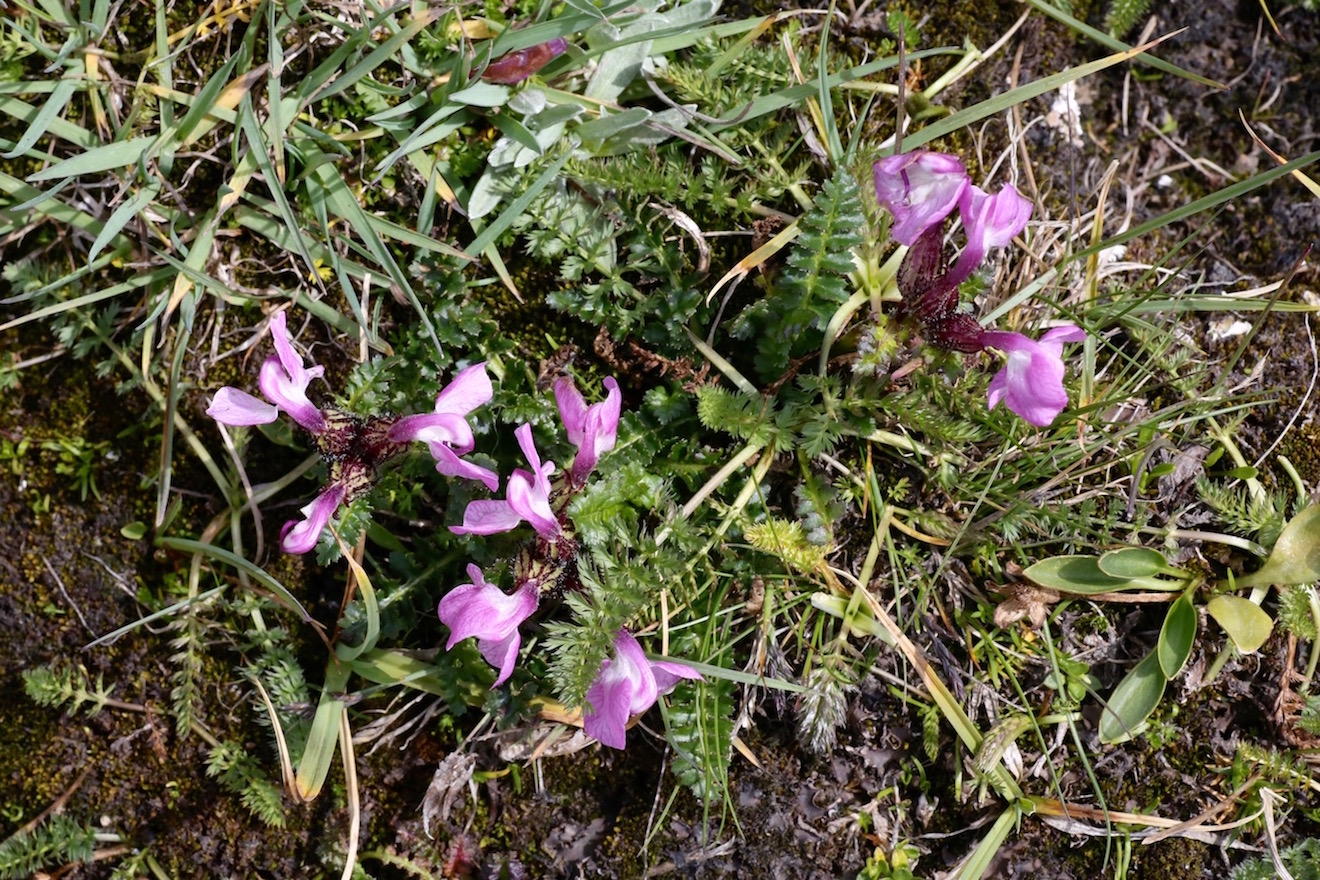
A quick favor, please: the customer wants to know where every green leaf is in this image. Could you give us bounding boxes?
[3,78,77,159]
[1098,546,1169,578]
[120,521,147,540]
[1023,556,1180,595]
[1099,648,1167,744]
[293,659,350,801]
[1206,595,1274,653]
[26,135,156,182]
[1157,594,1197,678]
[155,536,315,625]
[446,82,510,107]
[1234,504,1320,589]
[86,181,159,265]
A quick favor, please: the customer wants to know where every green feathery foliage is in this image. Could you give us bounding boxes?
[1104,0,1154,38]
[1230,838,1320,880]
[745,519,828,574]
[1197,476,1288,545]
[0,815,96,879]
[1277,586,1320,641]
[22,663,117,716]
[543,541,671,708]
[730,166,866,380]
[667,674,736,800]
[169,598,205,733]
[695,385,778,445]
[206,741,287,828]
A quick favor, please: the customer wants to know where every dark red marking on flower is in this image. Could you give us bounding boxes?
[481,37,569,85]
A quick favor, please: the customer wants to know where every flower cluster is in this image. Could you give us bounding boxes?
[874,150,1084,427]
[437,376,619,685]
[435,377,701,747]
[206,311,496,553]
[209,323,700,748]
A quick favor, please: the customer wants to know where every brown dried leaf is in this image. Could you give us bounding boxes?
[994,583,1061,630]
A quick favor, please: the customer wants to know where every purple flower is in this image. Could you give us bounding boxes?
[481,37,569,85]
[583,630,702,750]
[388,363,499,491]
[980,325,1086,426]
[207,316,499,554]
[554,376,621,487]
[946,183,1033,289]
[451,423,560,539]
[279,483,347,554]
[207,311,326,433]
[439,564,539,686]
[873,150,969,246]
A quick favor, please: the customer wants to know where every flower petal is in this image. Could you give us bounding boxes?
[258,356,325,434]
[583,663,634,750]
[431,444,500,492]
[279,483,346,554]
[434,363,494,418]
[207,387,280,426]
[450,499,523,535]
[439,575,539,686]
[874,150,970,246]
[651,660,703,694]
[947,183,1033,288]
[481,37,569,85]
[508,470,559,539]
[980,326,1082,427]
[388,412,474,453]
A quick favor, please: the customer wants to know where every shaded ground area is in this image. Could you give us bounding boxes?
[2,0,1319,878]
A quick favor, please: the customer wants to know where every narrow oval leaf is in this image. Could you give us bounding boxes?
[294,661,351,802]
[1235,504,1320,589]
[1157,595,1197,678]
[1099,546,1169,578]
[1099,649,1167,745]
[1023,556,1178,595]
[1206,595,1274,653]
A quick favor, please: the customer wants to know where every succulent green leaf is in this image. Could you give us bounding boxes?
[1206,595,1274,653]
[1098,648,1167,744]
[1023,555,1181,595]
[1234,504,1320,589]
[1098,546,1169,578]
[1157,594,1197,678]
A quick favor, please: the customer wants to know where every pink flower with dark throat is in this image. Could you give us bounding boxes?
[388,363,499,491]
[438,564,539,686]
[873,150,970,246]
[207,311,326,433]
[583,630,702,750]
[451,424,560,540]
[207,316,497,553]
[945,183,1033,289]
[980,325,1087,427]
[554,376,621,487]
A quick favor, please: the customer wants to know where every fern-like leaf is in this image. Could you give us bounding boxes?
[666,676,736,800]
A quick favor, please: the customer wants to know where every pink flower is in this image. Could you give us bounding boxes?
[873,150,970,246]
[388,363,499,491]
[439,564,539,686]
[481,37,569,85]
[583,630,702,750]
[980,325,1086,426]
[451,423,560,539]
[554,376,621,487]
[207,311,326,433]
[279,483,347,554]
[946,183,1033,288]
